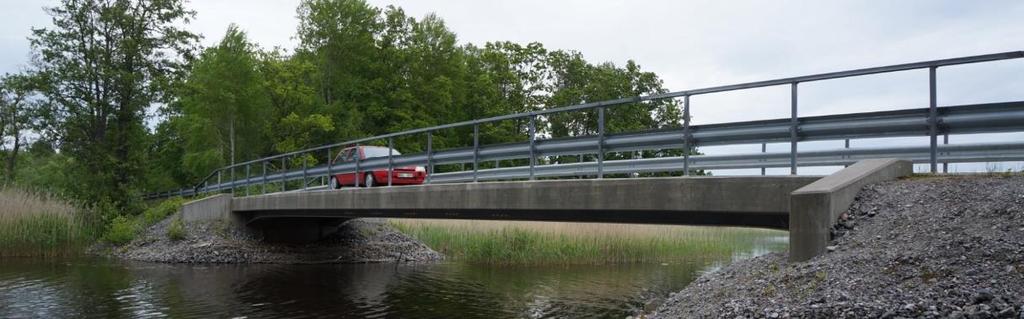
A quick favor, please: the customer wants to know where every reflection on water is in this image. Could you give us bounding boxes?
[0,234,786,318]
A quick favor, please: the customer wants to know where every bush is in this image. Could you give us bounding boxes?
[141,197,185,227]
[103,215,137,244]
[167,217,185,241]
[100,197,186,245]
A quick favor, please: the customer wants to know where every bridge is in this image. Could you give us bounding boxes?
[153,51,1024,262]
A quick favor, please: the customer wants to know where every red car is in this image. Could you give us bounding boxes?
[328,146,426,188]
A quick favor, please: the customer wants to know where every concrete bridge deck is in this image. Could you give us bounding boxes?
[233,176,820,229]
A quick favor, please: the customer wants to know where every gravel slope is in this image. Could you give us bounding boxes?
[652,175,1024,318]
[107,218,442,264]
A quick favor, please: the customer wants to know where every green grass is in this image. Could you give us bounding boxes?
[141,197,186,226]
[0,188,97,257]
[391,219,785,265]
[102,197,187,244]
[103,215,137,244]
[166,217,185,241]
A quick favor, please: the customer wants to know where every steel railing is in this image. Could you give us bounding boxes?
[144,51,1024,200]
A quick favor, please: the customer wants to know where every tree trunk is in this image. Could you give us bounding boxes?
[6,133,19,183]
[230,118,236,166]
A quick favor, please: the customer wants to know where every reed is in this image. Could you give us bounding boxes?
[390,219,786,265]
[0,187,95,257]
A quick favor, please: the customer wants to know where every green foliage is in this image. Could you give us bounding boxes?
[177,25,271,180]
[141,197,185,227]
[0,72,44,183]
[30,0,198,213]
[101,197,185,245]
[273,113,335,156]
[103,215,138,245]
[12,141,73,194]
[166,217,185,241]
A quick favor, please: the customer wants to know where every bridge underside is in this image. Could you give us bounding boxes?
[230,176,821,232]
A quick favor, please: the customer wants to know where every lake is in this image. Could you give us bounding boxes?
[0,234,785,318]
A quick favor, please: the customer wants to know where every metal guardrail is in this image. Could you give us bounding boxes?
[144,51,1024,200]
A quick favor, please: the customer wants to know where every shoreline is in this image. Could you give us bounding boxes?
[99,217,443,264]
[650,175,1024,318]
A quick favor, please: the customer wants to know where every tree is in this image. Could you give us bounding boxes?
[258,49,337,156]
[29,0,198,212]
[296,0,381,142]
[0,73,43,183]
[178,25,270,180]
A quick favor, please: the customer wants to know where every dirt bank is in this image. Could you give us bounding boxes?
[105,217,442,264]
[652,175,1024,318]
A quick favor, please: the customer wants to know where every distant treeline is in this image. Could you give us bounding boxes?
[0,0,683,220]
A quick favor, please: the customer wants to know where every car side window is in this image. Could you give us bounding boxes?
[335,149,351,163]
[344,149,357,162]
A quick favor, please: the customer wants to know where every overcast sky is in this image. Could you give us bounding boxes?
[2,0,1022,173]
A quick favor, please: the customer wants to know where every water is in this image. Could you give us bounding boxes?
[0,236,786,318]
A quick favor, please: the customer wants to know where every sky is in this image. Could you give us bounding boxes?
[1,0,1022,173]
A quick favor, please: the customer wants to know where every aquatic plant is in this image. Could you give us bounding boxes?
[0,188,94,257]
[391,219,786,265]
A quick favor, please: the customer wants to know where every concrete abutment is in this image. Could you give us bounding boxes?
[788,159,913,261]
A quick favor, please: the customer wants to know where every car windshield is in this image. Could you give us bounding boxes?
[362,147,399,159]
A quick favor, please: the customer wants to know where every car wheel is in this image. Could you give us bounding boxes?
[330,176,340,189]
[365,174,375,188]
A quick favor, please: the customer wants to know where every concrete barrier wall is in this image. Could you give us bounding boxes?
[789,159,913,262]
[233,176,820,229]
[181,194,235,223]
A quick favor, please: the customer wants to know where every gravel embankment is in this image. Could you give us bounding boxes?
[107,218,442,264]
[652,175,1024,318]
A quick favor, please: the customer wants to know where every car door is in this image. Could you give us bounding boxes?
[336,148,357,186]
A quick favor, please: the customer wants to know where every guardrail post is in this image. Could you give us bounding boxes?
[327,147,332,187]
[844,139,850,168]
[281,157,287,192]
[302,155,308,190]
[230,166,235,195]
[216,170,221,193]
[245,164,251,196]
[597,106,605,179]
[355,143,361,187]
[529,115,536,180]
[426,132,433,184]
[683,95,691,176]
[929,66,939,173]
[262,160,267,194]
[760,142,766,176]
[473,124,479,182]
[387,138,394,186]
[942,134,949,173]
[790,82,799,175]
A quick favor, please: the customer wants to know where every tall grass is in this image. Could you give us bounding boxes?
[391,219,786,265]
[0,188,97,257]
